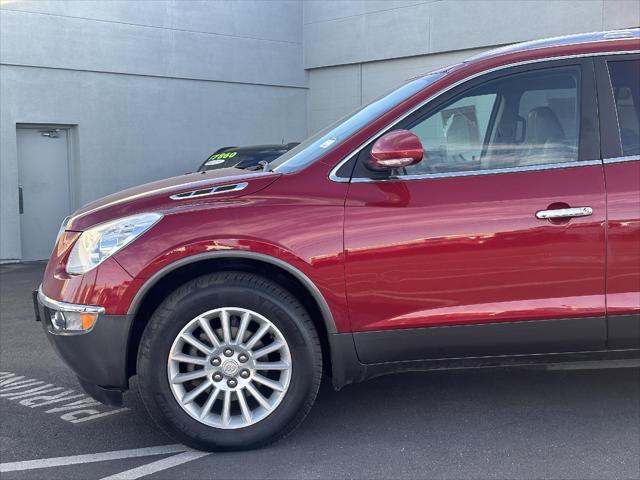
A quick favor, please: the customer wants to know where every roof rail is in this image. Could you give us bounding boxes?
[465,28,640,64]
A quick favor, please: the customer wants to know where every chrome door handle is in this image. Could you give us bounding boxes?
[535,206,593,220]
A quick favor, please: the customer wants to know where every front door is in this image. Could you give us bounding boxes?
[17,127,71,261]
[343,59,607,362]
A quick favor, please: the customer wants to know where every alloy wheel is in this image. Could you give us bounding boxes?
[167,307,292,429]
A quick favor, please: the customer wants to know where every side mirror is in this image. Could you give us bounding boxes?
[368,129,423,170]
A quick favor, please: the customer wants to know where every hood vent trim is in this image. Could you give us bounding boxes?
[169,182,248,200]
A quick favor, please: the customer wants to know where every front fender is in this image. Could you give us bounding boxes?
[125,248,339,335]
[113,199,348,331]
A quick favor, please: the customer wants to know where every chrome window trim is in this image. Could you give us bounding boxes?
[169,182,248,200]
[349,160,602,183]
[329,49,640,184]
[603,155,640,164]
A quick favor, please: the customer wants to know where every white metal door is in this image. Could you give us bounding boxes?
[17,127,71,261]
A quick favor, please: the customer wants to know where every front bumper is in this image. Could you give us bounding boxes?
[35,287,134,405]
[36,287,105,334]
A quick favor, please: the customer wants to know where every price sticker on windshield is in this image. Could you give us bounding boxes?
[208,151,238,161]
[205,159,226,166]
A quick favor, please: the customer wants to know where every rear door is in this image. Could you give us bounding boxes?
[595,54,640,348]
[343,58,607,362]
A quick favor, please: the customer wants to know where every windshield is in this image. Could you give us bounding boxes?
[270,72,445,173]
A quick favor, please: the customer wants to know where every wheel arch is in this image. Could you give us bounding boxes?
[125,251,338,381]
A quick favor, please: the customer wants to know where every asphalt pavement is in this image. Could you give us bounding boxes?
[1,262,639,479]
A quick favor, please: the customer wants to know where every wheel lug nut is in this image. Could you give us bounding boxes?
[212,372,223,382]
[210,357,221,366]
[223,348,234,357]
[238,354,248,363]
[240,369,250,379]
[227,378,238,388]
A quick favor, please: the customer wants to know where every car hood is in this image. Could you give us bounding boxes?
[66,168,281,231]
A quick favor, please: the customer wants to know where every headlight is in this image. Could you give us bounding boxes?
[66,212,162,275]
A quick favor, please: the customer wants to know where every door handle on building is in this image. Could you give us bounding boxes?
[18,185,24,214]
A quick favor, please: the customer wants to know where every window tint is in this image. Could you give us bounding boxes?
[608,60,640,156]
[399,66,581,176]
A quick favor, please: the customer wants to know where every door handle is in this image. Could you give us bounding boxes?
[18,185,24,214]
[535,206,593,220]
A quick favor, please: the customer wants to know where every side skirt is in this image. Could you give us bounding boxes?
[353,317,607,364]
[608,314,640,349]
[328,316,640,390]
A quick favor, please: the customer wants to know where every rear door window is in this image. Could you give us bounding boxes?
[608,60,640,156]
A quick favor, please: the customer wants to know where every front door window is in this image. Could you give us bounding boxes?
[404,66,581,176]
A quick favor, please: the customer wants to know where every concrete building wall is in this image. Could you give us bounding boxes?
[307,47,485,135]
[0,0,306,261]
[2,0,638,261]
[304,0,640,133]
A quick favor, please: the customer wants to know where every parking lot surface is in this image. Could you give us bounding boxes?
[1,262,639,479]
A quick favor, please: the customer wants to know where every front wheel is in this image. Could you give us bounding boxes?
[137,271,323,451]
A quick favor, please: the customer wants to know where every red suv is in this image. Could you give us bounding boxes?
[36,30,640,451]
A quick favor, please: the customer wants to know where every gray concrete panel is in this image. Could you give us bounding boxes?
[1,0,302,44]
[1,8,305,88]
[304,1,430,68]
[603,0,640,30]
[361,48,485,102]
[0,65,306,260]
[307,63,361,134]
[303,0,427,25]
[306,48,487,136]
[429,0,603,54]
[303,0,640,69]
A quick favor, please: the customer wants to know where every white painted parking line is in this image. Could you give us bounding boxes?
[0,445,187,473]
[100,451,211,480]
[65,407,130,423]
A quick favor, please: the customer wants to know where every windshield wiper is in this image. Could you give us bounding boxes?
[257,160,272,172]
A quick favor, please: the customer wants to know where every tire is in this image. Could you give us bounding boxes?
[137,271,323,451]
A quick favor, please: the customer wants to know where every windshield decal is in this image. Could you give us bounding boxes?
[208,151,238,161]
[205,159,226,166]
[319,137,337,149]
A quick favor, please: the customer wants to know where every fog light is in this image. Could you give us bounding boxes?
[49,310,97,332]
[51,311,66,330]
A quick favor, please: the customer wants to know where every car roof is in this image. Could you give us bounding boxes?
[464,28,639,64]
